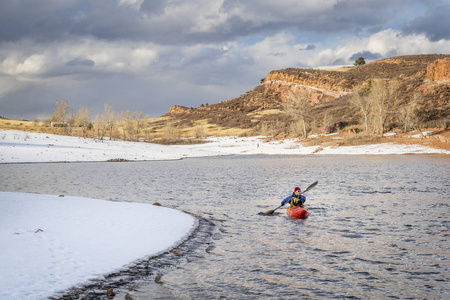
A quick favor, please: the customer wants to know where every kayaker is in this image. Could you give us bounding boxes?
[281,187,306,207]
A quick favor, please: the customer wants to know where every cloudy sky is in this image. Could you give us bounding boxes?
[1,0,449,120]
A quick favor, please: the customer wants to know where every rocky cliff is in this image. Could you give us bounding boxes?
[167,105,191,115]
[262,71,350,105]
[426,57,450,81]
[264,69,354,92]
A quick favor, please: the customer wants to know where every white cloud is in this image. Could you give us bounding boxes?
[240,29,450,70]
[117,0,142,6]
[0,38,162,80]
[222,0,338,24]
[2,54,47,77]
[246,32,309,69]
[341,29,450,60]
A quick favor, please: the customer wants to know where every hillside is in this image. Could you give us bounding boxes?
[164,54,450,137]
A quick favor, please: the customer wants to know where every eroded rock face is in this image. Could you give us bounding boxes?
[167,105,191,114]
[262,79,347,105]
[264,70,353,92]
[426,58,450,81]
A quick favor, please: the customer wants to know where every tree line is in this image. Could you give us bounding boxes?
[46,99,150,141]
[271,78,434,139]
[46,78,437,142]
[45,99,208,142]
[351,79,429,137]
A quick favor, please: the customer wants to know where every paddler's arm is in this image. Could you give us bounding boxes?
[281,195,293,206]
[300,195,306,204]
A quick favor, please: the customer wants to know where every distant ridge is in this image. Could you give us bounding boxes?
[163,54,449,136]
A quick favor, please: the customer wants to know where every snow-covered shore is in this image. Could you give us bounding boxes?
[0,192,196,300]
[1,129,448,164]
[0,129,448,299]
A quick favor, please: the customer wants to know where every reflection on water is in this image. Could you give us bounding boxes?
[1,155,449,299]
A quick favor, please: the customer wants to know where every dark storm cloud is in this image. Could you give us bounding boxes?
[350,51,383,62]
[219,0,405,35]
[0,1,67,42]
[304,44,316,51]
[66,58,95,67]
[402,4,450,41]
[1,0,447,48]
[0,1,248,45]
[140,0,167,16]
[0,1,147,42]
[0,0,419,45]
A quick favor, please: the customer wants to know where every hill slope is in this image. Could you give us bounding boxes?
[164,54,450,137]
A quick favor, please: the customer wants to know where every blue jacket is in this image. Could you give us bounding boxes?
[281,194,306,207]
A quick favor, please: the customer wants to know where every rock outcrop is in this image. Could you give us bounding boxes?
[263,69,355,92]
[262,78,349,105]
[167,105,191,114]
[426,58,450,81]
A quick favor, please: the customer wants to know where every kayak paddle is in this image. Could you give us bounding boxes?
[263,181,318,216]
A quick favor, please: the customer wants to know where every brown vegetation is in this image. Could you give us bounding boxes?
[161,54,449,140]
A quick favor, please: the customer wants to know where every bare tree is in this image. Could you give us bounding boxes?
[163,122,181,140]
[120,110,134,141]
[284,87,311,138]
[352,82,372,133]
[398,101,416,133]
[353,79,398,136]
[103,104,116,140]
[133,111,148,141]
[52,99,71,124]
[95,114,108,140]
[51,99,73,135]
[370,79,394,136]
[119,110,148,141]
[194,124,208,138]
[409,93,427,138]
[321,111,333,134]
[75,107,91,138]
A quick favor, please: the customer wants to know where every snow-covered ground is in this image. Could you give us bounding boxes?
[0,192,196,300]
[0,129,448,164]
[0,129,448,299]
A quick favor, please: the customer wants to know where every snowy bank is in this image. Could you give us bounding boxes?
[0,130,448,164]
[0,192,196,300]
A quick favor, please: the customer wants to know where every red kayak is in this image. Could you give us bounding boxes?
[287,206,308,219]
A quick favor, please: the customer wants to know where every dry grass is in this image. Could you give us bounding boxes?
[301,130,450,151]
[0,119,41,132]
[0,116,253,144]
[336,133,383,146]
[246,109,283,118]
[1,116,448,150]
[150,138,209,145]
[321,66,354,72]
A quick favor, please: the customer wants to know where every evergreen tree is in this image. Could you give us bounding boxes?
[354,57,366,66]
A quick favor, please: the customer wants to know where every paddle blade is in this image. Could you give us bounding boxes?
[263,209,276,215]
[263,205,283,215]
[304,181,318,193]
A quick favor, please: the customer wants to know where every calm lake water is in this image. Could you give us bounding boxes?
[1,155,449,299]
